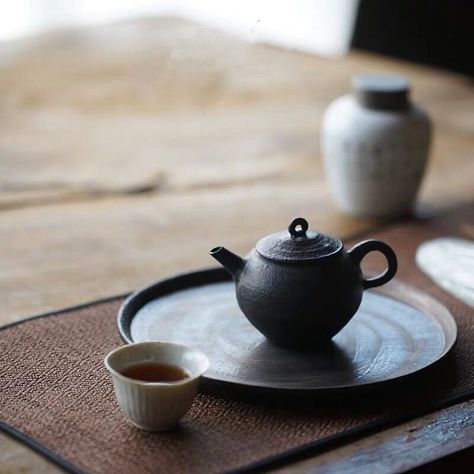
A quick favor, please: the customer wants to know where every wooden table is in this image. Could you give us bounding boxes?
[1,17,473,473]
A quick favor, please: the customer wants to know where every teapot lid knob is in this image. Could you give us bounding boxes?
[288,218,308,238]
[256,217,342,262]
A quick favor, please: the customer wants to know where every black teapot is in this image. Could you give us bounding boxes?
[210,218,397,350]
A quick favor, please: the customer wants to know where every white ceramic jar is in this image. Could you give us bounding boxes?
[321,74,431,218]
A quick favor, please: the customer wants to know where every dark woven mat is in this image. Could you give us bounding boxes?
[1,205,474,474]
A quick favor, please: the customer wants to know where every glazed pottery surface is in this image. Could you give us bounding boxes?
[322,74,431,218]
[105,342,208,431]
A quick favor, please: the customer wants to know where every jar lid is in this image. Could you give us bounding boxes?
[352,74,410,111]
[256,218,342,262]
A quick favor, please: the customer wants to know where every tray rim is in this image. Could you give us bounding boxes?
[117,267,458,392]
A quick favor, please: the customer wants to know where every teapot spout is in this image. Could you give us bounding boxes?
[209,246,245,279]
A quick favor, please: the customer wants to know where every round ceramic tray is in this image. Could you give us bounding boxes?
[118,268,457,393]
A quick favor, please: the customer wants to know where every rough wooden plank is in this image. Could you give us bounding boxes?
[0,181,377,322]
[0,17,473,474]
[0,431,58,473]
[273,399,474,473]
[0,18,472,209]
[0,176,472,323]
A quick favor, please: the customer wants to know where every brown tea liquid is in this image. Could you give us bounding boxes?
[121,362,189,382]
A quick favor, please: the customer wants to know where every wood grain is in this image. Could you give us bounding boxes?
[274,399,474,473]
[0,16,473,474]
[1,18,473,323]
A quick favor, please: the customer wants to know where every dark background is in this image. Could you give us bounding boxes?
[352,0,474,76]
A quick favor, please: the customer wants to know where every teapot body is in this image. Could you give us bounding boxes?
[236,248,362,349]
[210,218,397,351]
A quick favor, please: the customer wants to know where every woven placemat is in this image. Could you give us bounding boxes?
[1,205,474,474]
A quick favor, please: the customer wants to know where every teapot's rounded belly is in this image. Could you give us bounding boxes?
[236,256,362,349]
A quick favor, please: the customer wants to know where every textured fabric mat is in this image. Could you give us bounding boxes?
[1,205,474,474]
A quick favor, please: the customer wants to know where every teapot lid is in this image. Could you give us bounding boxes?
[256,218,342,262]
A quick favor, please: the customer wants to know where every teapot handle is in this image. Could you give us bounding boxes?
[349,240,398,289]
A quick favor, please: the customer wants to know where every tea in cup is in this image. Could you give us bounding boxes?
[105,342,209,431]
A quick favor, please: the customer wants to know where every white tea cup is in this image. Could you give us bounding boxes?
[105,342,209,431]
